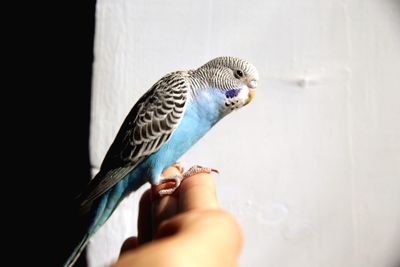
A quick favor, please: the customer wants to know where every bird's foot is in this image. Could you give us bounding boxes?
[153,165,219,197]
[153,174,183,196]
[183,165,219,179]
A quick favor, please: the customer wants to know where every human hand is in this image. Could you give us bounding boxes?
[113,166,243,267]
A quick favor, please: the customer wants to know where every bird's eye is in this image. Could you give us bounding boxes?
[234,70,244,79]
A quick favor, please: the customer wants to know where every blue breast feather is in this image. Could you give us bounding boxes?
[141,88,226,184]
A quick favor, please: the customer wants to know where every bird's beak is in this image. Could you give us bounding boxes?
[248,79,257,89]
[244,89,255,106]
[244,80,257,106]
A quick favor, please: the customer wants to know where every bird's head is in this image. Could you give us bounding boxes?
[196,56,259,112]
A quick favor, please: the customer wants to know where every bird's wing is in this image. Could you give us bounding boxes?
[79,72,189,213]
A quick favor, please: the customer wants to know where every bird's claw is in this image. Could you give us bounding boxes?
[171,162,185,174]
[183,165,219,179]
[153,165,219,197]
[153,174,182,196]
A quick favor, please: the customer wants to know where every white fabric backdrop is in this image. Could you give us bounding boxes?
[88,1,400,266]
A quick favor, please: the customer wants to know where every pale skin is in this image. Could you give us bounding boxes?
[112,166,243,267]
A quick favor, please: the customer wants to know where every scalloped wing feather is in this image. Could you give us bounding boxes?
[79,72,189,214]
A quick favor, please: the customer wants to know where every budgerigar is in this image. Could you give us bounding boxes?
[65,56,259,266]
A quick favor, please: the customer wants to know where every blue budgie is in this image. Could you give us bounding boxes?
[65,56,259,266]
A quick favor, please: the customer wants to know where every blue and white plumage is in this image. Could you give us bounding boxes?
[65,56,259,266]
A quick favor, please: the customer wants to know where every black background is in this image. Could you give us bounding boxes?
[9,1,97,266]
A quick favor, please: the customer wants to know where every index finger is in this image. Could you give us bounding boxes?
[178,172,219,211]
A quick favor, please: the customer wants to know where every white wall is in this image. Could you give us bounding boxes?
[88,0,400,266]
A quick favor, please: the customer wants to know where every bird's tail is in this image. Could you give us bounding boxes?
[63,172,142,266]
[63,233,90,267]
[63,191,112,267]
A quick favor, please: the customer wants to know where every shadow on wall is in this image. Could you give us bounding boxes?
[388,0,400,31]
[395,0,400,15]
